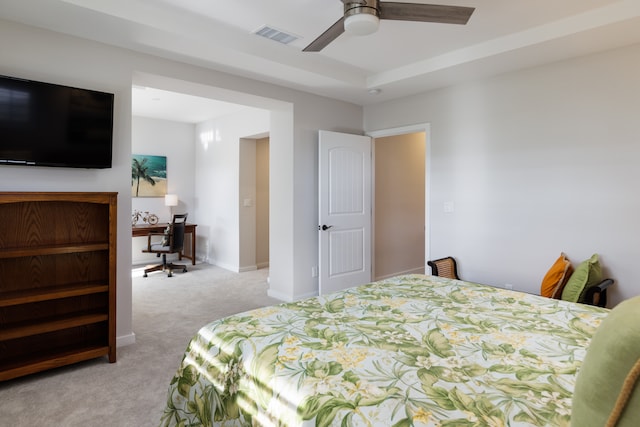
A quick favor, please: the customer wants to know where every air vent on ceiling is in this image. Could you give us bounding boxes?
[253,25,299,45]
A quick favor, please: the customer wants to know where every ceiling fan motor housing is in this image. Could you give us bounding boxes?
[344,0,380,18]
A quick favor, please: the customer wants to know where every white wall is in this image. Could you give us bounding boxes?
[194,108,269,272]
[0,22,137,346]
[131,116,196,265]
[1,19,363,346]
[365,43,640,306]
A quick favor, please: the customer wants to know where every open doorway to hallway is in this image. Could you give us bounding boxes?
[239,135,270,271]
[255,137,270,269]
[373,131,426,281]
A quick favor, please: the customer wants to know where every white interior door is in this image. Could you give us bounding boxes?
[319,130,372,294]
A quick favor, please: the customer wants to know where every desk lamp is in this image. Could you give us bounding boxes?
[165,194,178,218]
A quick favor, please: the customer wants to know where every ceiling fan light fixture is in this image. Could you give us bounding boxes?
[344,13,379,36]
[303,0,474,52]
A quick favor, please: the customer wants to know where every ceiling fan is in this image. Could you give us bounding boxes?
[303,0,475,52]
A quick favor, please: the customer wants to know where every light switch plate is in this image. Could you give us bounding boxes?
[444,201,454,213]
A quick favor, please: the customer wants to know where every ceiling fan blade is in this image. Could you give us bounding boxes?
[379,2,474,25]
[303,16,346,52]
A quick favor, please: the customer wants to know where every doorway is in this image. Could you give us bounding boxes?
[255,137,270,269]
[373,132,426,280]
[239,135,270,271]
[131,71,296,304]
[369,125,429,281]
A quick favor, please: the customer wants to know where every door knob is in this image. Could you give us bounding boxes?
[319,224,333,231]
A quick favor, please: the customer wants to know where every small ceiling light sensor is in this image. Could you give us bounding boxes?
[368,88,381,95]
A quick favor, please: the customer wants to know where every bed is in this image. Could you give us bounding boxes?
[160,274,609,427]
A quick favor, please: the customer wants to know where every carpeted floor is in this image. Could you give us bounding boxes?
[0,263,279,427]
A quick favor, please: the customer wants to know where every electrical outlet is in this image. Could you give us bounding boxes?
[312,266,319,278]
[505,284,514,290]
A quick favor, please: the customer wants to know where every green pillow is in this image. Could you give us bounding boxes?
[561,254,602,303]
[570,296,640,426]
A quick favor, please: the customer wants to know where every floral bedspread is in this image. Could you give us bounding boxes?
[160,274,608,427]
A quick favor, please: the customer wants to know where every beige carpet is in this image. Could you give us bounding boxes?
[0,263,279,427]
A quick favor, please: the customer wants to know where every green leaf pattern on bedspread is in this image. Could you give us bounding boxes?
[160,275,608,427]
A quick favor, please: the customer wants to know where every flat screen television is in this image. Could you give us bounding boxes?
[0,74,114,169]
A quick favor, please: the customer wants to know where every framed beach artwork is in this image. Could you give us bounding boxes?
[131,154,167,197]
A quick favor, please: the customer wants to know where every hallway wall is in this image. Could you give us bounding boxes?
[374,132,426,280]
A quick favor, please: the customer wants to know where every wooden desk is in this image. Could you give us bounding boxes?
[132,223,197,265]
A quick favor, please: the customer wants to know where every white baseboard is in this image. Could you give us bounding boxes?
[294,290,319,300]
[117,332,136,347]
[210,261,239,272]
[211,262,264,273]
[267,288,318,302]
[267,288,292,302]
[374,266,425,282]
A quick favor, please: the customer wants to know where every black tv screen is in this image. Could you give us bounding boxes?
[0,75,114,169]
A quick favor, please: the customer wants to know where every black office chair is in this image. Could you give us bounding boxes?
[428,256,460,280]
[142,213,188,277]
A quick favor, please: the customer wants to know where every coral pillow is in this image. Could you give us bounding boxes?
[540,253,572,298]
